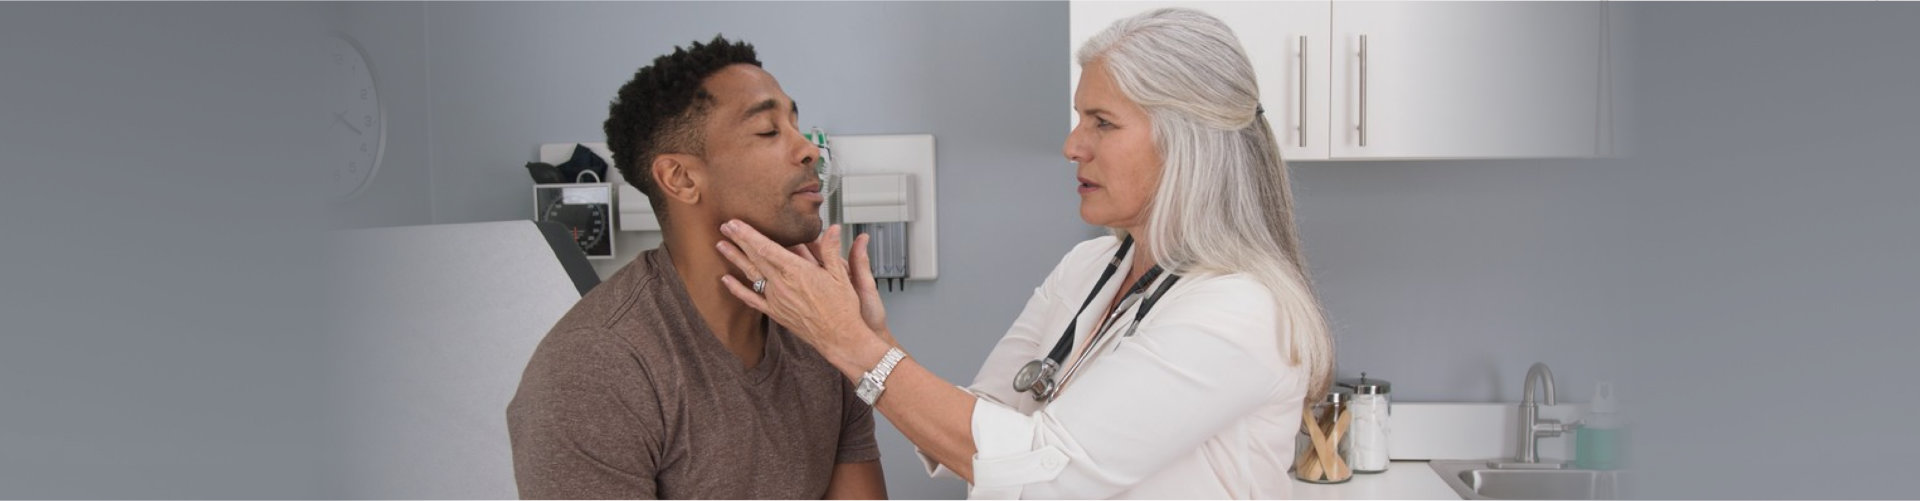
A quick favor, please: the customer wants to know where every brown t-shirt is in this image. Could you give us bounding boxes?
[507,248,879,499]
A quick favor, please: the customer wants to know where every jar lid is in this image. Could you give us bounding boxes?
[1321,387,1354,404]
[1336,372,1392,395]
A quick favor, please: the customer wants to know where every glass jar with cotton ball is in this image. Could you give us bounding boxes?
[1335,373,1392,473]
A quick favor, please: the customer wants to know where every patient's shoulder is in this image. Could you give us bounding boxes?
[550,248,692,338]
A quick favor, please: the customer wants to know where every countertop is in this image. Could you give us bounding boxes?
[1290,460,1460,499]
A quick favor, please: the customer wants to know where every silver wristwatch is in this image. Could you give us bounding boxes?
[855,347,906,406]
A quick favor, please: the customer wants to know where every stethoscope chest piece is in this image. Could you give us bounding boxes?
[1013,358,1060,401]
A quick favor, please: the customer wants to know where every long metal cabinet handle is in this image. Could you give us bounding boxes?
[1359,34,1369,147]
[1298,35,1308,148]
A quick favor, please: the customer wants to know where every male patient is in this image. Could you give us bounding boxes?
[507,36,886,499]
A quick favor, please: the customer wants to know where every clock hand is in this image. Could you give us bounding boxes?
[333,111,363,135]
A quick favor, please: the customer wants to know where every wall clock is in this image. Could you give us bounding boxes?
[327,34,385,201]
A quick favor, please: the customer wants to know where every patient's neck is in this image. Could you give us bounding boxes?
[665,226,765,369]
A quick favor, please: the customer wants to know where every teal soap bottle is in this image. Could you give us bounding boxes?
[1574,382,1627,470]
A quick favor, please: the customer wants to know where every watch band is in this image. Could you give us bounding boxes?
[858,347,907,406]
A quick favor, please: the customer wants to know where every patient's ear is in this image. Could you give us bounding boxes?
[651,153,704,205]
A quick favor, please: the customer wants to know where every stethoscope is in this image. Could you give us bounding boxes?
[1012,236,1181,402]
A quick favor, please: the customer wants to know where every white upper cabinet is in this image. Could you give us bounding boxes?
[1329,1,1602,159]
[1069,1,1604,161]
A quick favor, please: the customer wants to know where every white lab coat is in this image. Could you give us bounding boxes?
[917,236,1309,499]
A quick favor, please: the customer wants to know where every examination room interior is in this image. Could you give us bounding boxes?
[1,2,1915,499]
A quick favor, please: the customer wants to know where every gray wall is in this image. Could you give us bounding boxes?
[1592,3,1916,497]
[0,2,345,498]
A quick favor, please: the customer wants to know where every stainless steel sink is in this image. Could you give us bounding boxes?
[1429,460,1628,500]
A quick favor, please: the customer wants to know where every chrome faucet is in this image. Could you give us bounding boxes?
[1504,362,1579,468]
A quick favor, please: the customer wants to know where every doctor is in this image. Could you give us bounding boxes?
[716,8,1334,499]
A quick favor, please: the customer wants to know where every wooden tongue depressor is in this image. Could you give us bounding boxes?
[1301,408,1332,480]
[1329,406,1354,479]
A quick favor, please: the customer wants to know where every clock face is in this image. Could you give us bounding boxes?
[327,35,384,201]
[544,199,610,256]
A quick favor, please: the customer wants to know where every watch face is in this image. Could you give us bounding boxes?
[327,34,384,201]
[543,199,609,256]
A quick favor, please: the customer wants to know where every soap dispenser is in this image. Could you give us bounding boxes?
[1574,382,1627,470]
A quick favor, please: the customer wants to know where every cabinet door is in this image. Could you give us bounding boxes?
[1069,1,1332,161]
[1330,1,1602,159]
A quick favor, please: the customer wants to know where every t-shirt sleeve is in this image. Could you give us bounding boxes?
[507,326,668,499]
[835,377,881,464]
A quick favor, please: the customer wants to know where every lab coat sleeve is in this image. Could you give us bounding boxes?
[914,270,1067,482]
[966,276,1291,499]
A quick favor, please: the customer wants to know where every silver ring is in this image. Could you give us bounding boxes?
[751,278,767,294]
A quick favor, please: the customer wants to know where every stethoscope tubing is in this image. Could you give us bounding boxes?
[1015,235,1181,402]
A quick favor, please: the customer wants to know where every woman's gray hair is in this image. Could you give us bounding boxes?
[1077,7,1334,403]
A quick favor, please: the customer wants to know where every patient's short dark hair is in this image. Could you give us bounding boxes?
[602,35,760,215]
